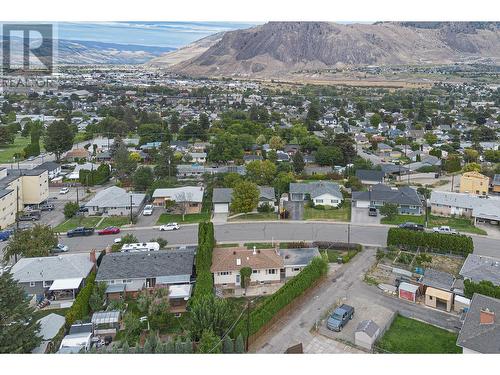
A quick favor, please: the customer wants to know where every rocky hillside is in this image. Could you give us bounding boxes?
[162,22,500,79]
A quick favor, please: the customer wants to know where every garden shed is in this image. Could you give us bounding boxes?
[398,282,419,303]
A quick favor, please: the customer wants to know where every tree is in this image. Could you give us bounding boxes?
[345,176,363,191]
[292,151,305,174]
[234,333,245,353]
[463,148,479,163]
[255,134,267,145]
[154,142,177,178]
[44,120,74,162]
[231,181,259,214]
[132,166,154,191]
[64,201,79,219]
[370,113,382,127]
[332,134,357,164]
[0,271,42,353]
[3,225,58,262]
[223,336,234,353]
[274,171,295,195]
[379,203,398,220]
[443,154,462,173]
[269,135,285,150]
[245,160,277,186]
[462,163,482,173]
[89,282,107,312]
[199,113,210,130]
[424,132,438,146]
[0,126,15,145]
[197,329,221,354]
[122,312,142,345]
[190,294,232,341]
[113,144,137,183]
[314,146,343,166]
[223,172,243,188]
[240,267,252,289]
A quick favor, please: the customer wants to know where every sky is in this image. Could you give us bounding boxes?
[55,22,260,48]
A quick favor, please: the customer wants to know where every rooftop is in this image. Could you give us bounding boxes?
[211,247,284,273]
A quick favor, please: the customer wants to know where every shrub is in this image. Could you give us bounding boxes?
[192,222,215,299]
[464,279,500,299]
[63,201,80,219]
[257,202,274,213]
[387,228,473,256]
[65,272,96,329]
[234,256,328,340]
[312,241,362,251]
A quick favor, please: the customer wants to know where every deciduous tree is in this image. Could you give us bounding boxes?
[230,181,259,214]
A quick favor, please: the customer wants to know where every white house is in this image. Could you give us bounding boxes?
[189,152,207,164]
[289,181,343,207]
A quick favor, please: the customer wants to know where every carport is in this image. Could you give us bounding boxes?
[48,277,83,300]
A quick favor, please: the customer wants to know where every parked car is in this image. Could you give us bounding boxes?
[67,227,95,237]
[398,222,424,231]
[59,187,70,195]
[142,205,154,216]
[368,207,378,217]
[159,223,180,231]
[327,304,355,332]
[40,203,55,211]
[0,230,13,241]
[98,226,120,235]
[18,210,41,221]
[78,206,89,213]
[432,226,458,235]
[52,243,69,253]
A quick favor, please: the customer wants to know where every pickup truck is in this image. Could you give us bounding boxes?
[432,226,458,235]
[327,304,355,332]
[66,227,95,237]
[18,210,41,221]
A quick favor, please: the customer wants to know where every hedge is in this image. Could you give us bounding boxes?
[193,222,215,299]
[464,279,500,299]
[386,228,473,256]
[312,241,362,252]
[64,271,96,329]
[233,256,328,339]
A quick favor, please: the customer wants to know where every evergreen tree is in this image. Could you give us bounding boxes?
[234,334,245,353]
[292,151,305,174]
[223,335,234,353]
[197,329,221,354]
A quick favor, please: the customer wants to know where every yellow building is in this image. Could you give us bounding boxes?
[459,171,489,196]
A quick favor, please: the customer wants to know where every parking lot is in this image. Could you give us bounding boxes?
[351,206,381,224]
[317,294,395,349]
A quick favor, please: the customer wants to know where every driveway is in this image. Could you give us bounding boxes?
[283,201,304,220]
[351,206,380,224]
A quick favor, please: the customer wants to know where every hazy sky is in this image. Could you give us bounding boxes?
[55,22,259,48]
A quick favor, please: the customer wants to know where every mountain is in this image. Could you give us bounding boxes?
[161,22,500,79]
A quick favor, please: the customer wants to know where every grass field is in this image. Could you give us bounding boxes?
[97,216,130,229]
[54,216,102,232]
[229,212,278,221]
[304,202,351,222]
[157,212,210,224]
[32,308,69,322]
[376,315,461,354]
[0,136,42,163]
[381,214,486,235]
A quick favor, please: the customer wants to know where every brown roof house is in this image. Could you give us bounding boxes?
[211,246,283,297]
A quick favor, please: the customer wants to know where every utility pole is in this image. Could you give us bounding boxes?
[245,300,251,352]
[76,187,79,205]
[130,194,133,224]
[347,223,351,245]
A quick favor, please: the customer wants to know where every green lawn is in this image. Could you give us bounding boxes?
[0,136,43,163]
[157,212,210,224]
[54,216,102,232]
[229,212,278,221]
[381,214,487,235]
[303,203,351,222]
[376,315,461,354]
[32,308,69,322]
[97,216,131,229]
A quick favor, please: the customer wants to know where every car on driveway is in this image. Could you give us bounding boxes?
[59,187,70,195]
[52,243,69,254]
[18,210,41,221]
[159,222,180,231]
[327,304,355,332]
[78,206,89,213]
[98,226,121,235]
[432,225,458,235]
[40,203,55,211]
[67,227,95,237]
[142,205,154,216]
[368,207,378,217]
[398,222,424,231]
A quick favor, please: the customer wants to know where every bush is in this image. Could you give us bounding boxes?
[464,279,500,299]
[65,272,96,329]
[234,256,328,340]
[257,203,274,213]
[64,201,80,219]
[312,241,362,251]
[387,228,473,256]
[192,222,215,299]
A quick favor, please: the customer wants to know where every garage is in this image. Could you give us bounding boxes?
[398,282,419,303]
[424,287,453,312]
[354,199,370,208]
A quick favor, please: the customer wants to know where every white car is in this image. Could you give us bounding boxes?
[59,187,70,195]
[159,223,180,231]
[52,243,69,253]
[432,226,458,235]
[113,238,122,244]
[142,204,154,216]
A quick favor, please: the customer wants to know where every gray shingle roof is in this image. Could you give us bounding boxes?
[355,169,385,182]
[352,184,422,206]
[460,254,500,286]
[84,186,145,209]
[289,181,342,200]
[212,187,275,203]
[95,249,195,281]
[356,320,380,337]
[422,268,455,291]
[456,293,500,353]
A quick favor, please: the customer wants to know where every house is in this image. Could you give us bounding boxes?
[280,247,321,278]
[421,268,455,312]
[212,186,276,214]
[380,163,410,177]
[352,184,422,214]
[95,249,195,312]
[459,171,489,196]
[211,247,283,296]
[152,186,204,213]
[189,152,207,164]
[176,164,206,180]
[84,186,146,216]
[37,161,61,180]
[289,181,343,207]
[10,252,95,302]
[276,151,290,162]
[459,254,500,286]
[456,293,500,353]
[377,143,393,158]
[355,320,381,350]
[32,313,66,353]
[243,154,263,164]
[95,151,112,163]
[492,174,500,194]
[355,169,385,186]
[66,162,102,180]
[303,166,332,176]
[64,148,90,162]
[140,142,162,151]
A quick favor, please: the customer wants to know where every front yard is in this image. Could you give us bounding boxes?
[381,214,487,235]
[157,212,210,224]
[376,315,461,354]
[97,216,131,229]
[54,216,102,233]
[303,201,351,222]
[229,212,278,221]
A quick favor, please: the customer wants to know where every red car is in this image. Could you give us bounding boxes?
[97,226,120,235]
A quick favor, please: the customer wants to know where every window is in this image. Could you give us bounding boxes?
[292,267,301,272]
[30,282,36,287]
[219,271,230,276]
[43,280,52,288]
[316,199,323,204]
[252,270,259,274]
[267,269,276,275]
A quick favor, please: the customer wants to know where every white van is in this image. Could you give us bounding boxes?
[121,242,160,252]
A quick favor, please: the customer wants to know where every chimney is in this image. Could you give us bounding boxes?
[480,308,495,325]
[90,249,97,264]
[236,258,241,266]
[253,246,257,255]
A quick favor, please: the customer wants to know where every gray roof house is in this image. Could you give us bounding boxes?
[460,254,500,286]
[355,169,385,185]
[456,293,500,353]
[289,181,343,207]
[96,249,195,292]
[84,186,146,216]
[352,184,422,214]
[430,191,500,222]
[212,186,276,214]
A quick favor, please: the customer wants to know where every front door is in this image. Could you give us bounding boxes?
[235,274,241,287]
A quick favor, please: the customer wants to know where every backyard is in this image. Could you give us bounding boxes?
[303,201,351,222]
[376,315,461,354]
[381,214,487,235]
[157,212,210,224]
